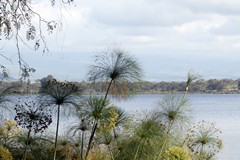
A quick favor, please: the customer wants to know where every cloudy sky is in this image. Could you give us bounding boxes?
[2,0,240,81]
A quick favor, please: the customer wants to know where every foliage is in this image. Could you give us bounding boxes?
[156,71,199,160]
[113,138,146,160]
[185,71,201,92]
[0,97,223,160]
[67,117,89,160]
[187,121,222,160]
[88,47,143,98]
[0,0,74,79]
[77,96,109,121]
[134,116,165,160]
[51,138,79,160]
[238,81,240,90]
[86,47,143,159]
[129,79,238,94]
[0,146,12,160]
[14,132,53,160]
[87,152,110,160]
[97,105,128,152]
[0,58,225,160]
[76,96,110,159]
[0,120,20,147]
[98,106,120,133]
[40,78,79,106]
[14,98,52,133]
[11,150,35,160]
[40,78,79,160]
[112,115,165,160]
[14,98,53,160]
[113,136,161,160]
[163,146,191,160]
[2,77,240,95]
[71,98,128,160]
[106,106,128,139]
[0,0,58,44]
[155,95,191,132]
[134,116,164,141]
[0,0,49,79]
[97,107,119,145]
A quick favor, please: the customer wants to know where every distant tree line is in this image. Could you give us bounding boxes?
[1,76,240,95]
[136,78,240,94]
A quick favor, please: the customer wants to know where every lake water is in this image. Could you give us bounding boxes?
[5,94,240,159]
[111,94,240,160]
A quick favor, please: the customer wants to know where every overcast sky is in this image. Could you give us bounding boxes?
[1,0,240,82]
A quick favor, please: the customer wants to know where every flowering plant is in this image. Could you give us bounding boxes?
[14,98,52,134]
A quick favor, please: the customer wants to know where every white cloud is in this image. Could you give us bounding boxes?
[176,0,240,15]
[216,35,240,49]
[211,17,240,35]
[39,0,240,56]
[175,15,226,34]
[83,0,195,27]
[3,0,240,81]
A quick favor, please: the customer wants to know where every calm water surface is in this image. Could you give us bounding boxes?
[7,94,240,159]
[112,94,240,160]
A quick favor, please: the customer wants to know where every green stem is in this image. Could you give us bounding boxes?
[138,139,146,159]
[53,105,61,160]
[134,139,143,160]
[108,144,114,160]
[156,124,172,160]
[156,88,189,160]
[80,131,84,160]
[180,135,188,147]
[85,119,98,159]
[114,150,120,159]
[199,145,204,160]
[85,79,113,159]
[23,126,32,160]
[104,79,113,100]
[113,128,118,139]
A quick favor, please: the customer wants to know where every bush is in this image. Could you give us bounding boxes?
[163,146,191,160]
[0,146,12,160]
[11,151,35,160]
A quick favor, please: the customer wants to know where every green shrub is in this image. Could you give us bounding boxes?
[11,150,35,160]
[0,146,12,160]
[163,146,191,160]
[187,121,222,159]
